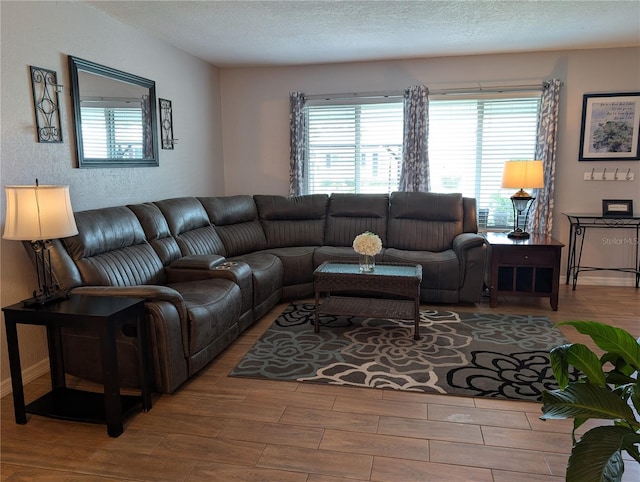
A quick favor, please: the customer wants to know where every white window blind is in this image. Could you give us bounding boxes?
[429,95,541,229]
[305,101,404,194]
[303,93,541,230]
[80,105,144,159]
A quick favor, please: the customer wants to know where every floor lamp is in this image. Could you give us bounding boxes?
[501,160,544,239]
[3,181,78,306]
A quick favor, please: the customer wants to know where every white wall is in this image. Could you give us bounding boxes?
[220,48,640,286]
[0,1,223,390]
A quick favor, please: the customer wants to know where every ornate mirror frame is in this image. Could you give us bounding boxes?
[68,56,159,168]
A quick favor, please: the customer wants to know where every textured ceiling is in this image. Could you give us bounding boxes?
[86,0,640,67]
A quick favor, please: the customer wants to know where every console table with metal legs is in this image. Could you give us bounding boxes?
[563,213,640,289]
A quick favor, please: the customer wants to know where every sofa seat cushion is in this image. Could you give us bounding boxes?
[229,252,283,314]
[168,278,242,355]
[256,246,316,287]
[383,248,460,290]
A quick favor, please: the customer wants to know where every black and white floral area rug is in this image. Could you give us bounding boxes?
[229,303,573,401]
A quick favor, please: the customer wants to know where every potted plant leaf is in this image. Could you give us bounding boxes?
[540,320,640,482]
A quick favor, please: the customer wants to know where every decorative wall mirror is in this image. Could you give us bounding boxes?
[68,56,159,168]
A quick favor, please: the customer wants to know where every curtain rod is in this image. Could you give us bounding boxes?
[305,90,402,101]
[305,82,556,101]
[432,84,545,95]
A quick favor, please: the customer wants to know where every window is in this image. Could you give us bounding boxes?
[303,92,541,230]
[429,94,541,229]
[305,100,403,194]
[80,104,144,159]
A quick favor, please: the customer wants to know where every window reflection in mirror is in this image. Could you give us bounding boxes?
[68,56,159,168]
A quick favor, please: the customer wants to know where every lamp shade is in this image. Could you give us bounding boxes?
[3,184,78,241]
[501,160,545,189]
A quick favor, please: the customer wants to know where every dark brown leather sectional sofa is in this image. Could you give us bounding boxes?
[42,192,487,393]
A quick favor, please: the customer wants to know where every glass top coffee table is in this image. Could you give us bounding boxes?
[313,261,423,340]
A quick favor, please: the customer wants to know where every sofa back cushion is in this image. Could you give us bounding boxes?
[63,206,167,286]
[324,193,389,247]
[128,202,183,265]
[154,197,226,257]
[254,194,329,248]
[387,192,464,252]
[198,196,267,257]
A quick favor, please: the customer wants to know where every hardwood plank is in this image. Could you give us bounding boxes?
[371,456,493,482]
[428,403,530,429]
[185,461,308,482]
[218,418,324,448]
[430,440,551,474]
[279,406,379,433]
[319,428,430,461]
[332,394,428,419]
[377,416,484,444]
[257,444,373,480]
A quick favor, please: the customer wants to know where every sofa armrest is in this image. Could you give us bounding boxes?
[452,233,488,302]
[452,232,486,255]
[71,284,187,326]
[169,254,226,270]
[69,284,189,393]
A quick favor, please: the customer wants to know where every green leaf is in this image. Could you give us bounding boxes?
[541,382,636,422]
[566,426,634,482]
[622,432,640,464]
[550,344,571,388]
[551,343,605,387]
[558,321,640,370]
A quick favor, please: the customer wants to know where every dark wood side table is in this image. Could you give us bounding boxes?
[2,294,152,437]
[485,232,564,311]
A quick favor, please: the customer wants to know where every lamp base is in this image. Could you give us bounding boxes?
[22,290,69,308]
[507,229,530,240]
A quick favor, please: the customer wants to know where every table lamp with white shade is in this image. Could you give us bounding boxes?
[501,160,544,239]
[3,180,78,306]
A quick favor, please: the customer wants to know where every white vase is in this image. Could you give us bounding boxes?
[359,254,375,272]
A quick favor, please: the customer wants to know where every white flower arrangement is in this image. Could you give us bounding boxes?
[352,231,382,256]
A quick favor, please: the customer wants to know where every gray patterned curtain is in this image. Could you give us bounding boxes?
[399,85,430,192]
[528,79,562,236]
[289,92,307,196]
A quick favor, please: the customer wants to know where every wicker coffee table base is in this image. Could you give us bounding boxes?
[313,262,422,340]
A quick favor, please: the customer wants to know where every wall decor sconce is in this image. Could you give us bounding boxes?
[30,66,63,143]
[159,98,178,149]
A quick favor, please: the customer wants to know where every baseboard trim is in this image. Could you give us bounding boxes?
[562,274,638,287]
[0,358,49,399]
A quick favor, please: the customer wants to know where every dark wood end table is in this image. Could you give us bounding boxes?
[313,262,423,339]
[2,294,151,437]
[485,232,564,311]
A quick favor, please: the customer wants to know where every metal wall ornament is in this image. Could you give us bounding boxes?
[30,66,63,143]
[159,98,178,149]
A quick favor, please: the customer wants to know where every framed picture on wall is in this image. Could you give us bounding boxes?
[579,92,640,161]
[602,199,633,217]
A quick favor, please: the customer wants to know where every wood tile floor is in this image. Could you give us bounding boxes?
[2,285,639,481]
